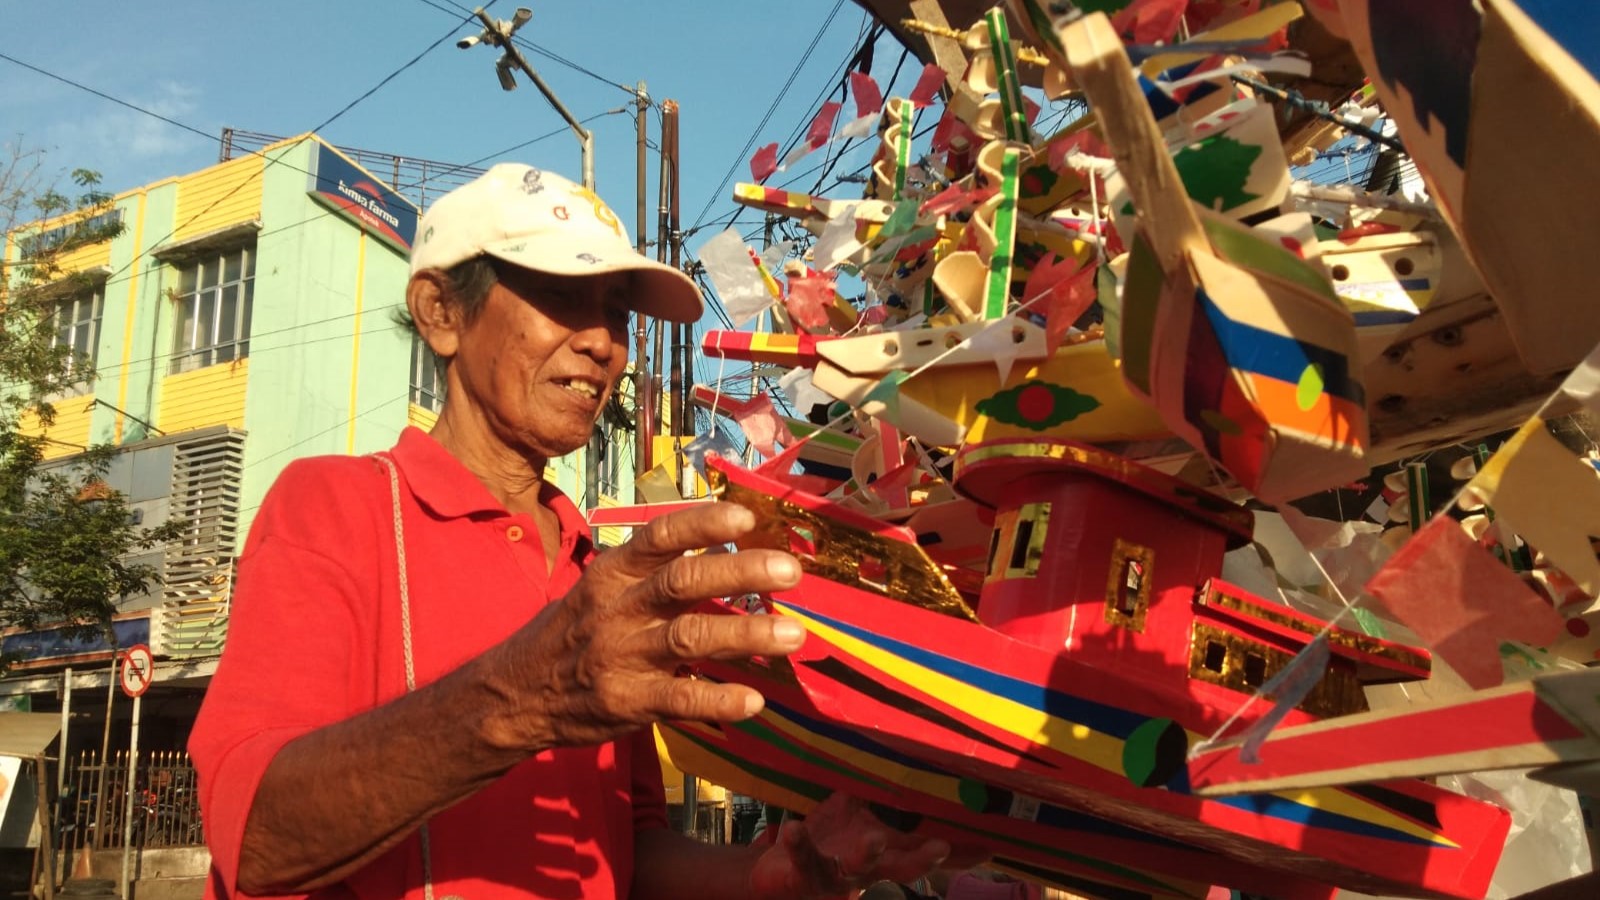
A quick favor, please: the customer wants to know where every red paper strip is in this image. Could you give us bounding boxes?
[751,143,779,182]
[1112,0,1192,44]
[805,101,844,151]
[733,393,787,459]
[1023,255,1097,355]
[1364,516,1565,689]
[785,268,838,332]
[908,63,945,107]
[849,71,883,117]
[919,183,995,217]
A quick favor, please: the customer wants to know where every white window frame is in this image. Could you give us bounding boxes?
[170,246,255,374]
[410,334,445,412]
[52,285,105,378]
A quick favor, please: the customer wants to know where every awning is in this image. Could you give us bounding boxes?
[0,712,62,760]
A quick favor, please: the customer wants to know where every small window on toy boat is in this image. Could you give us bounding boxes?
[1243,652,1268,688]
[1203,640,1227,673]
[1103,538,1155,632]
[986,502,1051,583]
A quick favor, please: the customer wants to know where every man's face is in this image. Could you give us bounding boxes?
[447,264,632,460]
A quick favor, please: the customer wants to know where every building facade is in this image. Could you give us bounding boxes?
[0,135,636,837]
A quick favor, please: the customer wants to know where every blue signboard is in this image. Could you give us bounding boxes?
[1,615,150,664]
[307,143,420,253]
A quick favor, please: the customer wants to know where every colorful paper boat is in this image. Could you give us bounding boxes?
[674,449,1508,898]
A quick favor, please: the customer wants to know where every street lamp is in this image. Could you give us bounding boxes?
[458,5,594,189]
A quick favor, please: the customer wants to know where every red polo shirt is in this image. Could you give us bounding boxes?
[191,428,666,900]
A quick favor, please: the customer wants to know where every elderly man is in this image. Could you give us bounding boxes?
[189,165,951,899]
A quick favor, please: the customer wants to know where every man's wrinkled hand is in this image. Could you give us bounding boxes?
[489,503,804,751]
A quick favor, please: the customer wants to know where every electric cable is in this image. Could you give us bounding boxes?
[686,0,849,233]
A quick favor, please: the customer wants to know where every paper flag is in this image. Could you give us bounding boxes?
[1047,130,1111,173]
[698,229,773,326]
[812,201,862,272]
[908,63,945,107]
[750,143,779,183]
[868,456,921,503]
[1114,0,1191,44]
[779,367,832,412]
[785,268,838,332]
[683,430,741,479]
[849,71,883,117]
[635,465,683,505]
[1471,418,1600,597]
[783,101,843,168]
[731,393,787,459]
[919,183,994,217]
[1023,255,1098,356]
[1238,635,1331,764]
[862,370,910,419]
[1364,514,1565,690]
[754,433,838,496]
[837,112,882,141]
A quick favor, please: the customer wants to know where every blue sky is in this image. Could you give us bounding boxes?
[1,0,904,262]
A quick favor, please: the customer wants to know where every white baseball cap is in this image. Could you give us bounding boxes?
[409,163,702,323]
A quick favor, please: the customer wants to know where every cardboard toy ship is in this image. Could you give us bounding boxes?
[655,443,1510,899]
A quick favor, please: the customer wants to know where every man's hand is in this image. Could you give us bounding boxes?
[748,795,953,900]
[483,502,805,751]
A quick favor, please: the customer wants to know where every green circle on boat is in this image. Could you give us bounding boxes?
[957,778,988,813]
[1123,717,1188,788]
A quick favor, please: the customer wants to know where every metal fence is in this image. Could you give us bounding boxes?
[59,750,204,853]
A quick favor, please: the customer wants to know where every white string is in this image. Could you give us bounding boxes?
[374,454,440,900]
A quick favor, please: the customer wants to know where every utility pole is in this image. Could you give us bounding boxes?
[633,82,653,498]
[662,103,689,475]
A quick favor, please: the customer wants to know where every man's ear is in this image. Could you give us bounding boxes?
[407,270,463,360]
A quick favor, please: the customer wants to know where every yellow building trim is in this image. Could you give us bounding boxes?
[114,191,149,443]
[407,403,439,431]
[174,155,265,242]
[346,233,367,454]
[17,394,97,460]
[158,359,249,434]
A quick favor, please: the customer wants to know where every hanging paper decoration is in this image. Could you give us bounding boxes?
[1365,514,1565,689]
[783,101,844,168]
[730,393,788,459]
[1114,0,1193,44]
[849,70,883,117]
[697,229,775,326]
[907,62,945,107]
[1022,255,1098,355]
[750,142,779,183]
[1469,417,1600,598]
[634,464,683,504]
[681,430,741,479]
[785,267,840,332]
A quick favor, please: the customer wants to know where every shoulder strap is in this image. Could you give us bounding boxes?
[369,453,449,900]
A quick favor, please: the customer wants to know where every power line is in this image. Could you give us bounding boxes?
[419,0,639,97]
[3,7,482,320]
[687,0,849,232]
[0,53,220,147]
